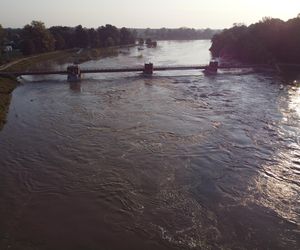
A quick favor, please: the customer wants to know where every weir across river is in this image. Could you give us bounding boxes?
[0,62,273,79]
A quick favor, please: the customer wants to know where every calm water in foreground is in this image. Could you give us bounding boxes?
[0,41,299,250]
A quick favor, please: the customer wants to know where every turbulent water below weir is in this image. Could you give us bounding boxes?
[0,41,299,250]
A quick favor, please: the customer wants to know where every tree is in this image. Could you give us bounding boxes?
[8,21,136,54]
[104,24,120,45]
[88,28,99,48]
[97,24,120,47]
[21,39,36,55]
[54,34,66,50]
[210,15,300,64]
[21,21,55,54]
[74,25,89,48]
[0,24,4,58]
[105,37,115,47]
[49,26,67,50]
[0,24,5,46]
[120,27,135,45]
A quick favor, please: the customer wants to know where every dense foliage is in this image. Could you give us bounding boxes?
[210,15,300,63]
[135,28,219,40]
[1,21,136,56]
[0,25,5,56]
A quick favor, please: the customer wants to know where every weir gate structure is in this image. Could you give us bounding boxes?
[0,62,274,80]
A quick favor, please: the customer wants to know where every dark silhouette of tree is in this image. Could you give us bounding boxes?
[105,37,115,47]
[0,25,5,46]
[210,15,300,64]
[88,28,99,48]
[104,25,120,46]
[49,26,67,50]
[74,25,89,48]
[135,28,219,40]
[2,21,137,56]
[54,34,66,50]
[97,25,121,47]
[21,39,36,55]
[21,21,55,54]
[120,27,135,45]
[0,24,5,59]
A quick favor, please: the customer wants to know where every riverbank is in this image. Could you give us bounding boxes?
[0,50,78,130]
[0,45,136,72]
[0,77,18,130]
[0,49,79,72]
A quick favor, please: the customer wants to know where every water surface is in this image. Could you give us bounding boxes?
[0,41,299,250]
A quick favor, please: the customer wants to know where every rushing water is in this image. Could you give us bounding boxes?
[0,40,299,250]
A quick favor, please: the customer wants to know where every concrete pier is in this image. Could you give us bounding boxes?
[143,63,154,75]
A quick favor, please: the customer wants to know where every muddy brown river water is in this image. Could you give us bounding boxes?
[0,41,299,249]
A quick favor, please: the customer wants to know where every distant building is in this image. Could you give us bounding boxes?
[3,45,13,53]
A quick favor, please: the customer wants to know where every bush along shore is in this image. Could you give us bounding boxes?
[210,15,300,64]
[0,76,17,130]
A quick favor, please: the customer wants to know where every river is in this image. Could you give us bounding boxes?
[0,40,299,250]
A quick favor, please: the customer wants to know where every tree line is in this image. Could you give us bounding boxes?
[135,28,219,40]
[0,21,136,56]
[210,15,300,64]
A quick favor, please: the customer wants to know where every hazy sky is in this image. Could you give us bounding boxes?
[0,0,299,29]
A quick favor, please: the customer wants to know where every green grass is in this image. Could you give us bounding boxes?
[0,50,23,65]
[3,49,77,72]
[2,47,121,72]
[0,77,17,93]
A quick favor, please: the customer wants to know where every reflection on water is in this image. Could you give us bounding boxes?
[0,41,299,250]
[289,86,300,118]
[69,82,82,92]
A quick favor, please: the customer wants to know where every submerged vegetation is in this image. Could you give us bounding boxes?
[210,15,300,63]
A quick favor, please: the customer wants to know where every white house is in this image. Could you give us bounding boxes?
[3,45,13,53]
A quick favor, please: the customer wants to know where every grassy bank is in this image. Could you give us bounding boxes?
[1,45,133,72]
[0,77,18,130]
[0,49,78,72]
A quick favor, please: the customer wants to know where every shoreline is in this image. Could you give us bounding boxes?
[0,44,136,72]
[0,49,77,72]
[0,76,18,130]
[0,44,136,130]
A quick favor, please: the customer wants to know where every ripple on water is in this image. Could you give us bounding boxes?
[0,42,300,249]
